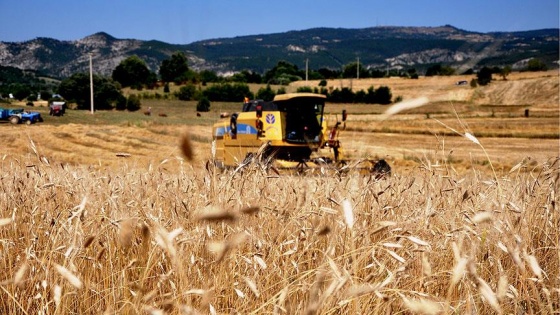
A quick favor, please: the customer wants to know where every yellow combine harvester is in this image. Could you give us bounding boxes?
[211,92,390,175]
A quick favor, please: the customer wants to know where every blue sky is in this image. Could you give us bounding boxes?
[1,0,558,44]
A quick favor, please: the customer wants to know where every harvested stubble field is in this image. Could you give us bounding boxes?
[0,71,559,314]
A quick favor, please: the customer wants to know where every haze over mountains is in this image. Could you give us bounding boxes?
[0,25,558,78]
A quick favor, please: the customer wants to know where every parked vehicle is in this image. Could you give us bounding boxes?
[0,107,43,124]
[49,101,66,116]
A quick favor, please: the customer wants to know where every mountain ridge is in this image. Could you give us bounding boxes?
[0,25,557,78]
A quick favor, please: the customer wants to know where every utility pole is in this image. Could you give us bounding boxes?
[89,53,94,114]
[357,57,360,79]
[305,58,308,82]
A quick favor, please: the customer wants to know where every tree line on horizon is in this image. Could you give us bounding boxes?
[0,52,550,112]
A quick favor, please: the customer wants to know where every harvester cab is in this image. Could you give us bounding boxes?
[212,93,330,168]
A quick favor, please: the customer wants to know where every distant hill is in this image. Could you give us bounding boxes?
[0,25,558,78]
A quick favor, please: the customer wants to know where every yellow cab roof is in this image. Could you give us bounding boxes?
[273,93,326,102]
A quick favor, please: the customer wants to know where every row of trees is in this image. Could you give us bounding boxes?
[57,54,399,111]
[109,52,549,90]
[172,81,392,105]
[2,52,550,111]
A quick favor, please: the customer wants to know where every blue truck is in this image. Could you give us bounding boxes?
[0,108,43,124]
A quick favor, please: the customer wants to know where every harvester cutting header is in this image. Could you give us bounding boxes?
[211,92,390,175]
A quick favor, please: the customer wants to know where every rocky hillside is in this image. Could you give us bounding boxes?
[0,26,558,78]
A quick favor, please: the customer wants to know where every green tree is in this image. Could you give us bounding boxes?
[426,64,455,76]
[407,68,419,79]
[231,70,262,83]
[12,84,32,101]
[59,73,123,110]
[115,94,127,110]
[342,62,369,78]
[202,83,253,102]
[126,94,141,111]
[527,58,547,71]
[199,70,219,84]
[329,87,354,103]
[231,72,248,83]
[160,52,190,83]
[477,66,493,86]
[296,86,313,93]
[374,86,392,104]
[364,86,376,104]
[112,55,153,88]
[175,83,198,101]
[196,97,211,112]
[255,85,276,101]
[500,65,512,80]
[39,90,52,100]
[317,68,340,79]
[264,61,302,85]
[354,89,367,103]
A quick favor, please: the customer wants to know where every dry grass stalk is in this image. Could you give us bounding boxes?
[382,242,403,248]
[180,132,194,161]
[141,223,151,253]
[381,97,430,118]
[53,285,62,307]
[208,232,248,262]
[406,236,430,247]
[83,235,95,248]
[154,226,183,259]
[345,283,380,298]
[13,263,28,288]
[254,255,267,269]
[497,274,508,302]
[0,217,13,227]
[97,247,106,261]
[451,241,461,263]
[421,253,432,277]
[316,225,331,236]
[54,264,82,289]
[472,211,493,224]
[119,218,135,248]
[476,277,502,314]
[401,296,443,315]
[387,250,406,263]
[464,132,481,145]
[244,277,260,298]
[341,199,354,229]
[450,257,468,286]
[239,206,260,215]
[196,206,237,222]
[524,254,543,280]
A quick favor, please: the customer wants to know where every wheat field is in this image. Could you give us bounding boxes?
[0,141,558,314]
[1,71,559,314]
